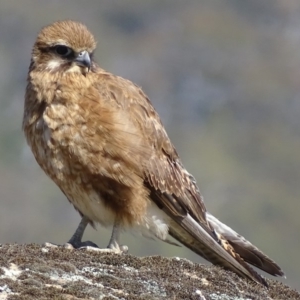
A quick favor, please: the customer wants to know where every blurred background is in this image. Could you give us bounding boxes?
[0,0,299,290]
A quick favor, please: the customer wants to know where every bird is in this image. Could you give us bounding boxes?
[23,20,284,286]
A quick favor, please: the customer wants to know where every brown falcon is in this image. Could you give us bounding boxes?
[23,20,284,286]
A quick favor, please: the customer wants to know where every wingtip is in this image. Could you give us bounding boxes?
[275,271,286,279]
[207,213,285,279]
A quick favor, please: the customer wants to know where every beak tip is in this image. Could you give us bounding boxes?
[75,51,91,69]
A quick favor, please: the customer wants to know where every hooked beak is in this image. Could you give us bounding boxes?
[74,50,91,70]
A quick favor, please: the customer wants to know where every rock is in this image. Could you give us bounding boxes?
[0,244,298,299]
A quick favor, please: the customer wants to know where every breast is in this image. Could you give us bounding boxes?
[25,105,117,226]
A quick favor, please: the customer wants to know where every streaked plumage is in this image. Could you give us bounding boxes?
[23,20,284,286]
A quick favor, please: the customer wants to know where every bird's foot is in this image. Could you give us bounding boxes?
[43,241,128,254]
[43,240,99,249]
[43,242,60,248]
[80,243,128,254]
[64,240,99,249]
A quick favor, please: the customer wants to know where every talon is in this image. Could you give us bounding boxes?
[80,246,123,254]
[43,242,59,248]
[63,243,75,249]
[120,245,129,253]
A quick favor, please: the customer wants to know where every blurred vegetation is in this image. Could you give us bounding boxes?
[0,0,299,289]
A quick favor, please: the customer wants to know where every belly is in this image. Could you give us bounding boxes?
[27,118,169,235]
[35,137,169,235]
[31,129,116,226]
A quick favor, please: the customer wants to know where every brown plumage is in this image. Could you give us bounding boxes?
[23,20,284,286]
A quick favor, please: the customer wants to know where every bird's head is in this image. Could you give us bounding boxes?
[31,20,97,74]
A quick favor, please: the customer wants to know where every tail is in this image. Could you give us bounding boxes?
[206,213,285,277]
[168,213,270,286]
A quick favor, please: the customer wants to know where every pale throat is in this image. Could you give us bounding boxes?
[46,59,62,71]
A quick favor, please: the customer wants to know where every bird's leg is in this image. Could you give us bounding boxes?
[44,217,128,253]
[106,220,128,253]
[81,220,128,254]
[66,215,99,248]
[43,215,98,249]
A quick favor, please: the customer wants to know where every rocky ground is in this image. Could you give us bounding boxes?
[0,244,298,300]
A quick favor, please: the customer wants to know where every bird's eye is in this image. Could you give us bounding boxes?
[54,45,73,57]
